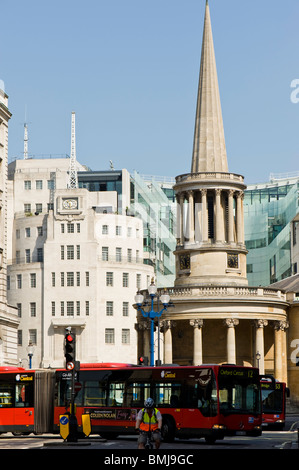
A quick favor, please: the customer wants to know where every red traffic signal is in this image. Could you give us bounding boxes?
[64,331,76,368]
[138,356,148,366]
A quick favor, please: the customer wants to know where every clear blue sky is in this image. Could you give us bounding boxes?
[1,0,299,184]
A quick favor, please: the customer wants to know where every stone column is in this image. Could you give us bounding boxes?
[161,320,175,364]
[224,319,239,364]
[236,191,244,244]
[201,189,208,242]
[187,190,194,243]
[255,319,268,374]
[190,319,204,365]
[215,188,222,243]
[274,321,289,383]
[228,190,235,244]
[179,194,185,244]
[176,194,182,244]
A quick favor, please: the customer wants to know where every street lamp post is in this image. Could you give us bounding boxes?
[135,279,171,367]
[27,341,35,369]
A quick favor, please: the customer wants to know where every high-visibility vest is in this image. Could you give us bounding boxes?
[139,408,159,431]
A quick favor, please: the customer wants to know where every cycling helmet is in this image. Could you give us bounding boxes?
[144,398,155,408]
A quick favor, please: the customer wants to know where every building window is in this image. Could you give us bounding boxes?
[136,274,141,289]
[17,303,22,317]
[37,226,43,236]
[30,302,36,317]
[61,272,65,287]
[67,301,74,316]
[30,273,36,288]
[37,248,43,262]
[47,180,55,189]
[24,180,31,190]
[122,329,130,344]
[122,302,129,317]
[61,301,65,316]
[116,226,122,236]
[76,272,80,286]
[127,249,132,263]
[67,223,74,233]
[61,246,65,260]
[67,272,74,286]
[105,328,115,344]
[116,247,122,262]
[85,272,90,286]
[85,301,89,316]
[77,223,80,233]
[16,229,20,239]
[36,180,43,190]
[18,330,22,346]
[51,301,55,316]
[35,203,42,214]
[24,203,31,214]
[106,272,113,286]
[17,274,22,289]
[51,272,55,287]
[67,245,74,260]
[76,301,80,316]
[106,301,114,316]
[102,225,108,235]
[102,247,109,261]
[123,273,129,287]
[29,330,37,345]
[16,251,20,264]
[61,224,65,233]
[76,245,80,260]
[25,227,31,238]
[7,276,10,290]
[25,249,30,263]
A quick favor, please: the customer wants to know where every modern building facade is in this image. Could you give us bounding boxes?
[0,85,19,365]
[78,169,176,287]
[7,157,153,368]
[244,174,299,287]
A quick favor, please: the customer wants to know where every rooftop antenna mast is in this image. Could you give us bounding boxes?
[23,106,28,159]
[68,111,78,188]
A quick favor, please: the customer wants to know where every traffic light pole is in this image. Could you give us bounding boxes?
[64,328,78,442]
[68,367,78,442]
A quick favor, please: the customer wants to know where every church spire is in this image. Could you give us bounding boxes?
[191,1,228,173]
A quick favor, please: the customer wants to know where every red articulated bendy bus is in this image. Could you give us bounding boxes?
[0,363,262,443]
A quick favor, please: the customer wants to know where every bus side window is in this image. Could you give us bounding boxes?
[15,383,34,407]
[0,384,13,407]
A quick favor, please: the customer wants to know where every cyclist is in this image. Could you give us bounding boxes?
[135,398,162,449]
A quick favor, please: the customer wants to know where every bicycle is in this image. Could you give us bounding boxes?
[144,430,154,450]
[137,429,155,449]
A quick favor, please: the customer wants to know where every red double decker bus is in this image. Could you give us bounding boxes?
[260,375,289,430]
[0,363,262,443]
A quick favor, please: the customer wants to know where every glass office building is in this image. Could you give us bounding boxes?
[244,174,299,287]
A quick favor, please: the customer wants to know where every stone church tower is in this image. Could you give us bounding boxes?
[137,2,289,383]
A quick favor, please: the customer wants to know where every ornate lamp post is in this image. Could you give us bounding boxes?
[27,341,35,369]
[135,279,171,366]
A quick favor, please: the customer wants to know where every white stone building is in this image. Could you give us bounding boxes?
[7,158,153,368]
[0,85,19,365]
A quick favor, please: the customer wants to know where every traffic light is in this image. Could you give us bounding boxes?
[64,331,76,369]
[138,356,149,366]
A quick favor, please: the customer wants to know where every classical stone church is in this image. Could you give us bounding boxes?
[137,1,299,402]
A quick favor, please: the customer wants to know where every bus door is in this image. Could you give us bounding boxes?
[14,376,34,427]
